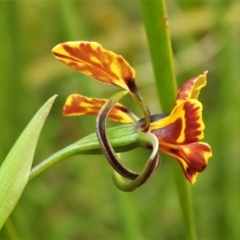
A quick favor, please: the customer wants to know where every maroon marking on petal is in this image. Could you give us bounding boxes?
[152,118,182,144]
[62,43,121,82]
[53,52,77,63]
[68,61,82,69]
[165,143,209,172]
[114,105,130,114]
[63,43,97,66]
[193,143,212,157]
[161,145,199,183]
[176,76,198,103]
[183,101,201,143]
[187,153,207,172]
[186,167,196,175]
[185,167,197,183]
[179,144,208,172]
[117,57,135,80]
[63,95,85,115]
[125,78,138,93]
[160,142,211,183]
[169,148,180,155]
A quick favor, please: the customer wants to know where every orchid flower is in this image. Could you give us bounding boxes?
[52,41,212,191]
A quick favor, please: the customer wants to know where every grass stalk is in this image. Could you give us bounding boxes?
[139,0,196,239]
[115,190,141,239]
[0,1,29,238]
[1,219,20,240]
[139,0,177,111]
[207,1,240,238]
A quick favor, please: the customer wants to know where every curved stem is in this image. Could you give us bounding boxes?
[29,142,83,181]
[29,123,140,181]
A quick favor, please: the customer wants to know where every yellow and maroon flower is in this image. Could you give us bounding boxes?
[52,41,212,185]
[149,74,212,183]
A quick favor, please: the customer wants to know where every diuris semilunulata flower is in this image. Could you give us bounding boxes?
[52,41,212,184]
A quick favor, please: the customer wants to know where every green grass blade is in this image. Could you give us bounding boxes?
[139,0,177,111]
[139,1,196,239]
[0,95,57,229]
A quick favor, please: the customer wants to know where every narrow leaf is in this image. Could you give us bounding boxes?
[0,95,57,229]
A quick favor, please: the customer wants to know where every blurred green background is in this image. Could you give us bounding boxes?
[1,0,240,239]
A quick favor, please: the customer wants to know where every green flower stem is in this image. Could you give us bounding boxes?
[29,123,139,181]
[139,1,196,239]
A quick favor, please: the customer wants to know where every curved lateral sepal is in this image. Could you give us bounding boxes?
[112,132,160,192]
[96,90,139,180]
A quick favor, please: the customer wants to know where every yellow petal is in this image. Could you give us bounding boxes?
[150,99,204,144]
[63,94,136,123]
[52,41,137,93]
[175,71,207,106]
[160,142,212,184]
